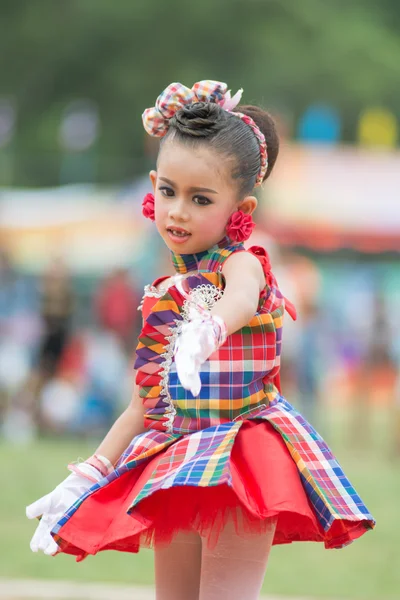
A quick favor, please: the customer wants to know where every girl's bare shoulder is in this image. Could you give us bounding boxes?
[222,250,265,292]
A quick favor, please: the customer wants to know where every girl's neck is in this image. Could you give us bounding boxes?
[170,236,233,274]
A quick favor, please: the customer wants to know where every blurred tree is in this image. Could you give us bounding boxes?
[0,0,399,185]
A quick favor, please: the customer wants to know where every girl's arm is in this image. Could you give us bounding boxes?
[210,251,265,335]
[26,373,146,555]
[95,372,146,466]
[174,252,265,395]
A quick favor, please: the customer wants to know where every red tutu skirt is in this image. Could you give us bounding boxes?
[56,421,369,560]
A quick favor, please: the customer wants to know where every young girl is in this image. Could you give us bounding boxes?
[27,80,375,600]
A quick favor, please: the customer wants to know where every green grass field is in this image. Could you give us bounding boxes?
[1,409,398,599]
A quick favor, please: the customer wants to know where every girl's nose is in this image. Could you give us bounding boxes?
[168,199,189,222]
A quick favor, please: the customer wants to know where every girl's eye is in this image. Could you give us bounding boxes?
[193,195,211,206]
[159,186,174,197]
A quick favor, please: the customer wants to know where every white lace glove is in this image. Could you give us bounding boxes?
[174,315,227,396]
[26,462,103,556]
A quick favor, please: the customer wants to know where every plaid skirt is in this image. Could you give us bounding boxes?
[52,393,375,560]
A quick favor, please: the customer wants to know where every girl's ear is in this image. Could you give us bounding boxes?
[149,170,157,193]
[238,195,258,215]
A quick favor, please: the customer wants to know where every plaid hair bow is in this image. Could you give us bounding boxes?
[142,80,268,186]
[143,81,231,137]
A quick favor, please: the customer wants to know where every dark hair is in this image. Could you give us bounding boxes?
[160,101,279,196]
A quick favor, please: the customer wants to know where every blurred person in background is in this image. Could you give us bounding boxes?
[275,251,326,426]
[350,289,397,449]
[38,258,75,379]
[294,300,323,425]
[11,257,75,435]
[26,80,374,600]
[95,267,141,354]
[0,249,19,423]
[36,257,75,432]
[36,327,130,438]
[0,248,40,441]
[72,328,131,437]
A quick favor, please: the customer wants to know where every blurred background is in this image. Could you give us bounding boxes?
[0,1,399,598]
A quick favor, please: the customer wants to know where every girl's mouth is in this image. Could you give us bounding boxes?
[167,227,191,244]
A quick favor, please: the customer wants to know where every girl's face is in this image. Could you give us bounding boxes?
[150,140,257,254]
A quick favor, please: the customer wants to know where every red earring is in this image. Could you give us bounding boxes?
[142,193,155,221]
[226,210,255,242]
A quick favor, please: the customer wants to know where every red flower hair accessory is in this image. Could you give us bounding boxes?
[226,210,255,242]
[142,193,155,221]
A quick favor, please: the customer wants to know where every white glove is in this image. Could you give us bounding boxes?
[26,463,102,556]
[174,316,227,396]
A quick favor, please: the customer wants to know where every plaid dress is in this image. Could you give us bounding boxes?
[53,238,375,557]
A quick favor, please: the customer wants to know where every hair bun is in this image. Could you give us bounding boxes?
[172,102,226,137]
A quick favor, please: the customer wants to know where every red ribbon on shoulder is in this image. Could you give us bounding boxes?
[248,245,297,321]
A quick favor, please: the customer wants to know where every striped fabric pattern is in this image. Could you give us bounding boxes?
[171,237,244,275]
[131,422,241,506]
[135,269,282,434]
[257,397,373,529]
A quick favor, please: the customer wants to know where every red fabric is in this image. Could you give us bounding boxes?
[248,245,297,321]
[57,421,368,560]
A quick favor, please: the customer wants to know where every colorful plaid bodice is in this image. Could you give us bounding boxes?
[134,238,295,434]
